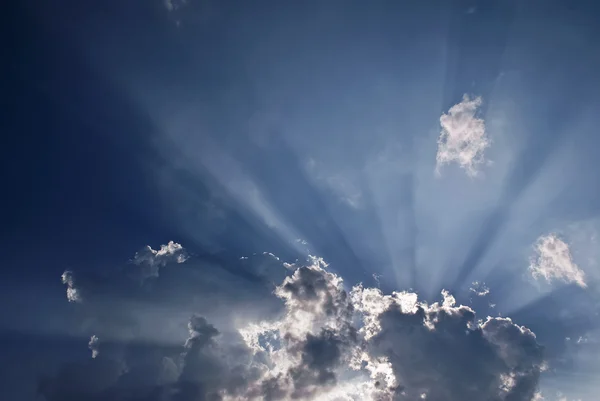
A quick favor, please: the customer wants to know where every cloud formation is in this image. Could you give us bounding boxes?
[45,247,546,401]
[529,233,587,288]
[88,335,100,359]
[60,241,189,303]
[436,95,489,177]
[61,270,82,303]
[131,240,189,283]
[470,281,491,297]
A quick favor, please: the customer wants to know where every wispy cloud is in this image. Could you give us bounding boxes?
[529,233,587,288]
[470,281,490,296]
[436,95,489,177]
[60,270,81,303]
[131,240,189,283]
[88,335,99,359]
[164,0,188,12]
[60,241,189,302]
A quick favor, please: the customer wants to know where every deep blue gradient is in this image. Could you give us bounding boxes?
[3,0,600,400]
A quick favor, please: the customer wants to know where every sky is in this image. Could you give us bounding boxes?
[2,0,600,400]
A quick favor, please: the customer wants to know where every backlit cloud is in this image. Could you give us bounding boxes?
[61,270,82,303]
[529,233,587,288]
[436,95,489,177]
[131,240,188,282]
[470,281,491,297]
[60,241,189,303]
[46,246,547,401]
[88,335,99,359]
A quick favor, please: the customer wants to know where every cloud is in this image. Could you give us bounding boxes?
[350,286,545,401]
[470,281,491,297]
[436,95,489,177]
[131,240,188,283]
[61,270,82,303]
[529,233,587,288]
[45,249,546,401]
[88,335,100,359]
[238,256,360,400]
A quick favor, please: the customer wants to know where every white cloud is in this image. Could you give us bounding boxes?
[238,256,360,400]
[436,95,489,177]
[350,285,545,401]
[61,270,81,303]
[133,241,188,265]
[88,335,99,358]
[529,233,587,288]
[532,391,544,400]
[470,281,491,296]
[60,241,189,303]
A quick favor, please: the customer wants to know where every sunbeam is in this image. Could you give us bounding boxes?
[5,1,600,400]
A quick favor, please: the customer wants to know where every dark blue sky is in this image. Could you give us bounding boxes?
[3,1,600,400]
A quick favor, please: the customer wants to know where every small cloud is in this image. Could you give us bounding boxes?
[436,95,489,177]
[88,335,99,358]
[132,241,188,282]
[529,233,587,288]
[469,281,490,297]
[61,270,82,303]
[532,392,544,401]
[350,286,545,400]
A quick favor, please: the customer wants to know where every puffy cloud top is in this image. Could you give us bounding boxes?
[350,286,545,401]
[61,270,82,303]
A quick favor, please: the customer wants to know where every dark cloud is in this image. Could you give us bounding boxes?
[273,261,358,399]
[43,249,546,401]
[352,287,545,401]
